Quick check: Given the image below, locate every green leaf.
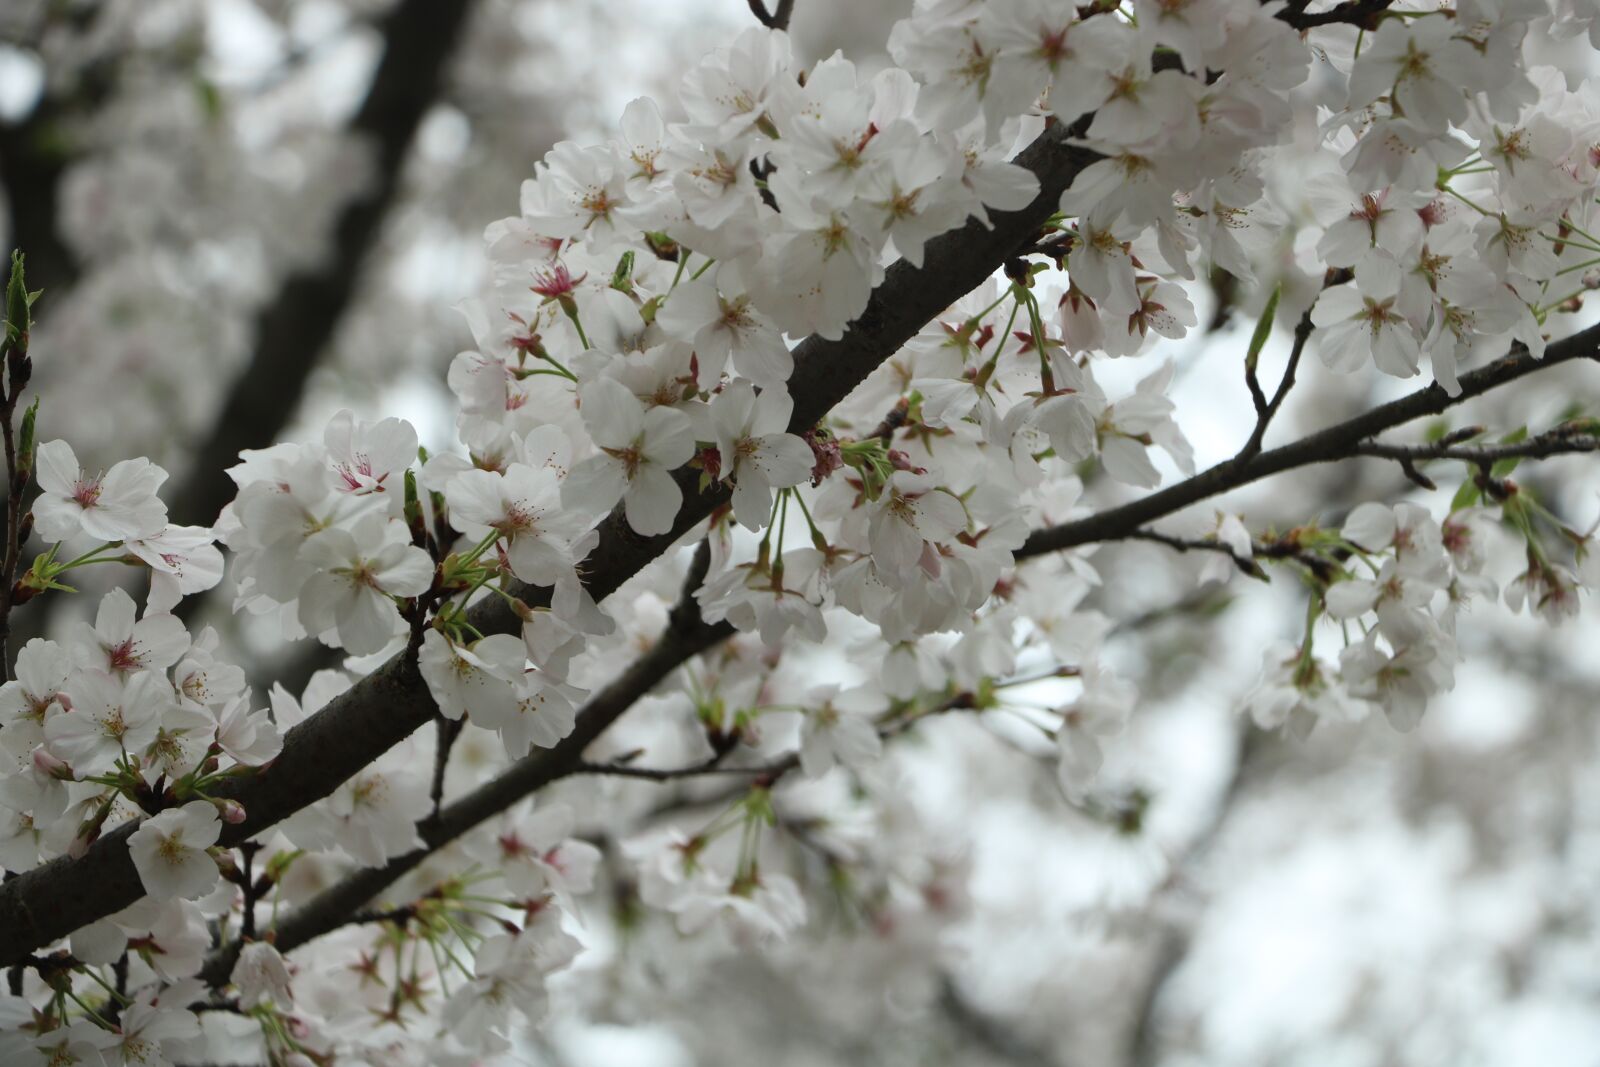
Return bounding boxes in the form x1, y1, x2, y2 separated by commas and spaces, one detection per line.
1449, 478, 1481, 513
610, 250, 635, 293
1245, 281, 1281, 375
1491, 425, 1528, 478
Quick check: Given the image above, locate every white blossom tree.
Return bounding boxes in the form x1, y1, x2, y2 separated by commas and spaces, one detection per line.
1, 0, 1599, 1063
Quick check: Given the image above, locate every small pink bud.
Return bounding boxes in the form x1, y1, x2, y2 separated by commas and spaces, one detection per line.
32, 747, 73, 781
217, 799, 247, 825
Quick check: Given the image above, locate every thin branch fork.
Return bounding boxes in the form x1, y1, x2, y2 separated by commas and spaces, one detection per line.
1237, 307, 1317, 465
1118, 529, 1328, 579
746, 0, 797, 30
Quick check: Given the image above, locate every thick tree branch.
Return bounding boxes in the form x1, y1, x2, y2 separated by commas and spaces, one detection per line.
1276, 0, 1396, 30
167, 0, 478, 528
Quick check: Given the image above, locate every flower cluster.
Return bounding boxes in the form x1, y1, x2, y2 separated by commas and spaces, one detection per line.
5, 0, 1600, 1061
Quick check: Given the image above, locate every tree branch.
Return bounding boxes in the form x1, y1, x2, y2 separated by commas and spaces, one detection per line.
1118, 529, 1333, 579
1353, 425, 1600, 465
167, 0, 479, 528
746, 0, 798, 31
215, 327, 1591, 982
197, 545, 729, 987
572, 755, 765, 780
1236, 307, 1316, 464
1276, 0, 1396, 30
1017, 323, 1600, 562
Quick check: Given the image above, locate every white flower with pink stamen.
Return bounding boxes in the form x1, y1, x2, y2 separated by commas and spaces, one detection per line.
32, 439, 168, 544
323, 409, 418, 496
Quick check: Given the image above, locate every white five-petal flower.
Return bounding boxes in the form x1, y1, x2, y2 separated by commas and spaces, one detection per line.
128, 800, 223, 900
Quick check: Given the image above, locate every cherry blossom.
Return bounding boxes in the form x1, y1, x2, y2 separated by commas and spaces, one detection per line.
2, 1, 1599, 1060
797, 684, 885, 777
124, 525, 225, 612
323, 409, 418, 497
563, 377, 695, 536
708, 381, 817, 530
46, 669, 171, 775
297, 513, 434, 654
127, 800, 222, 900
32, 439, 168, 544
1311, 253, 1423, 380
231, 941, 294, 1008
446, 463, 593, 591
418, 630, 526, 726
70, 589, 188, 677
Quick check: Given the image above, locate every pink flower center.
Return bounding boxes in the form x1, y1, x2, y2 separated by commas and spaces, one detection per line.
72, 477, 103, 509
336, 455, 385, 492
107, 639, 143, 672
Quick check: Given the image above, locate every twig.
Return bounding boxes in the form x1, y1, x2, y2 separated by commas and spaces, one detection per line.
746, 0, 797, 30
1353, 427, 1600, 465
1119, 528, 1337, 580
1236, 307, 1315, 464
429, 714, 466, 818
572, 757, 781, 780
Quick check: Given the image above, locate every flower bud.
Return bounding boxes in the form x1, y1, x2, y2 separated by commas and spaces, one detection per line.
4, 250, 29, 348
403, 468, 427, 547
16, 397, 37, 485
32, 747, 74, 781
